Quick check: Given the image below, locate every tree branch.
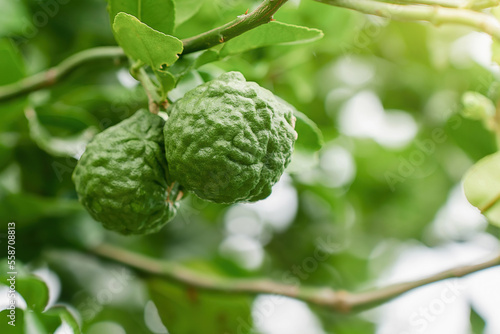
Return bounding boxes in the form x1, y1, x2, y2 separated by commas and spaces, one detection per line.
315, 0, 500, 41
389, 0, 500, 10
91, 242, 500, 313
182, 0, 289, 54
0, 47, 127, 103
0, 0, 289, 103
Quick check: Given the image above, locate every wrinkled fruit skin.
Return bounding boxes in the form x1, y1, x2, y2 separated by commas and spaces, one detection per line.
73, 109, 178, 235
164, 72, 297, 203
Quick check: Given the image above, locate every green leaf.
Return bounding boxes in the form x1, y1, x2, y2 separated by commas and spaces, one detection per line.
17, 276, 50, 313
445, 115, 497, 162
112, 12, 183, 71
464, 151, 500, 227
469, 306, 486, 334
155, 70, 176, 100
0, 39, 26, 132
277, 101, 322, 174
0, 2, 31, 37
175, 0, 205, 27
108, 0, 175, 35
0, 190, 82, 228
194, 50, 220, 68
45, 305, 82, 334
294, 110, 324, 152
461, 91, 496, 122
25, 108, 97, 158
220, 21, 324, 57
147, 278, 253, 333
0, 308, 24, 333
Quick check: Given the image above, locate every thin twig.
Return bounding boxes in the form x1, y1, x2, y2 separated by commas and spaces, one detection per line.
388, 0, 500, 10
0, 0, 289, 103
315, 0, 500, 40
182, 0, 289, 54
91, 243, 500, 313
0, 47, 127, 103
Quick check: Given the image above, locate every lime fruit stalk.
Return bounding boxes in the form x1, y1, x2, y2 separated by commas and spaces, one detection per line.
73, 109, 179, 235
164, 72, 297, 204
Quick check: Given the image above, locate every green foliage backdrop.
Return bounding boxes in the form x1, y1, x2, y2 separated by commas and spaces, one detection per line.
1, 0, 500, 333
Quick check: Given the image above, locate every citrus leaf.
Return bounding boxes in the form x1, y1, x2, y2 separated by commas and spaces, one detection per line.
461, 91, 495, 121
0, 190, 82, 228
175, 0, 205, 27
17, 276, 50, 313
155, 70, 176, 100
0, 308, 24, 333
112, 12, 183, 71
220, 21, 323, 57
45, 305, 81, 334
294, 110, 324, 152
108, 0, 175, 35
0, 1, 31, 37
147, 278, 253, 333
464, 151, 500, 227
0, 39, 26, 132
469, 306, 486, 334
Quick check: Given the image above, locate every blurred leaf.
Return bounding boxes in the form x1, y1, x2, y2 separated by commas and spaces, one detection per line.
175, 0, 206, 27
464, 151, 500, 227
0, 308, 24, 333
286, 149, 319, 174
25, 108, 97, 158
0, 39, 24, 86
461, 91, 495, 122
445, 115, 497, 161
108, 0, 175, 35
112, 13, 183, 71
45, 305, 82, 334
469, 306, 486, 334
220, 21, 323, 57
0, 38, 26, 131
194, 50, 220, 68
284, 104, 323, 173
148, 278, 253, 333
156, 70, 176, 100
17, 276, 50, 313
294, 110, 324, 152
0, 190, 82, 227
0, 1, 30, 37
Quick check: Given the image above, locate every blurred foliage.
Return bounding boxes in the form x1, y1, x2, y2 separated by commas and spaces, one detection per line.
0, 0, 499, 333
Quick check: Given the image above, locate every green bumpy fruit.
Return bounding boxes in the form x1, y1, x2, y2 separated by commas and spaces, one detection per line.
72, 109, 179, 235
164, 71, 297, 203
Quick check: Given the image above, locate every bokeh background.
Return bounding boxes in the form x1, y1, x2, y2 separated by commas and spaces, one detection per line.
1, 0, 500, 333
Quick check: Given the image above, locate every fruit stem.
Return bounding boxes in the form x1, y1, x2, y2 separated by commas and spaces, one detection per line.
130, 61, 162, 114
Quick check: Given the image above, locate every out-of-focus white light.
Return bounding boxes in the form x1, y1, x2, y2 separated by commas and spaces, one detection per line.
224, 206, 263, 238
219, 235, 264, 270
319, 145, 356, 188
373, 235, 500, 334
338, 91, 417, 148
252, 295, 326, 334
87, 322, 127, 334
0, 286, 27, 310
244, 174, 298, 232
117, 69, 138, 88
450, 32, 500, 74
144, 300, 169, 334
429, 184, 487, 241
334, 56, 375, 87
33, 267, 61, 311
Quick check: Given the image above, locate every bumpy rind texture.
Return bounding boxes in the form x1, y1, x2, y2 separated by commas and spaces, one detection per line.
164, 71, 297, 203
72, 109, 178, 235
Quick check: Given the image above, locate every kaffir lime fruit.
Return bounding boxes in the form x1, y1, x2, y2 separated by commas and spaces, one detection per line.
72, 109, 179, 235
164, 71, 297, 204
